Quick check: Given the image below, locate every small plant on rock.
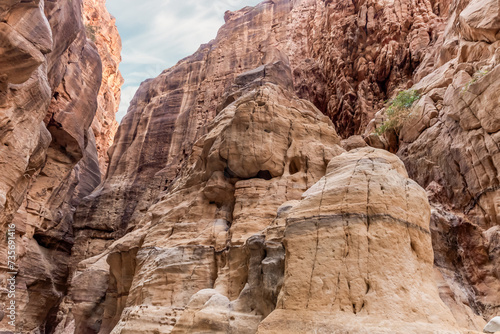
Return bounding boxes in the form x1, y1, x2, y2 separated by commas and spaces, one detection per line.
375, 89, 420, 135
461, 68, 489, 93
85, 24, 97, 43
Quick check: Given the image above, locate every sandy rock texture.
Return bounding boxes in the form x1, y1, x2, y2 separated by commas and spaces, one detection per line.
0, 0, 121, 332
366, 0, 500, 323
59, 0, 496, 333
83, 0, 123, 174
72, 0, 450, 282
56, 56, 344, 333
257, 147, 470, 333
2, 0, 499, 332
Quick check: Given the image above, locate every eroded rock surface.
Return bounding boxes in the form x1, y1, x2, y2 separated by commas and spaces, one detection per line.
258, 147, 471, 333
73, 0, 450, 266
0, 0, 121, 332
1, 0, 499, 332
83, 0, 123, 174
58, 57, 344, 333
365, 0, 500, 321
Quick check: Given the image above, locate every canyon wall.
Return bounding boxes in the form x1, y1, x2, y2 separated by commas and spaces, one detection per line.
0, 0, 121, 332
83, 0, 123, 175
0, 0, 499, 333
368, 0, 500, 322
53, 0, 497, 333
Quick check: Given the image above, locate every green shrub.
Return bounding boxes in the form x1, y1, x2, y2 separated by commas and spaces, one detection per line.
85, 24, 97, 43
461, 69, 489, 93
375, 89, 420, 135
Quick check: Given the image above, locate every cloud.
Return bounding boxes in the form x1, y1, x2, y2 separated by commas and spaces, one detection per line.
106, 0, 263, 121
115, 85, 140, 121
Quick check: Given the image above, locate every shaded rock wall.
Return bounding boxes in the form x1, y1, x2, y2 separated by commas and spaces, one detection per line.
59, 57, 345, 334
83, 0, 123, 175
73, 0, 449, 269
59, 0, 497, 333
0, 0, 121, 332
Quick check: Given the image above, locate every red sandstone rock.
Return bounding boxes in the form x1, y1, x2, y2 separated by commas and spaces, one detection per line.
0, 0, 498, 332
0, 0, 121, 332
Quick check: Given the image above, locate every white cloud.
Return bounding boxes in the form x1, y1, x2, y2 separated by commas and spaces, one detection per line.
106, 0, 263, 121
116, 85, 140, 121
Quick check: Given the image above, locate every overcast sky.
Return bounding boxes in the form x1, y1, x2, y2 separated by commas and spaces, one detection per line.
105, 0, 262, 121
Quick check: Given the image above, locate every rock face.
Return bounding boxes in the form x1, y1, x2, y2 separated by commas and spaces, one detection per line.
258, 147, 465, 333
58, 57, 345, 333
0, 0, 121, 332
72, 0, 450, 276
83, 0, 123, 174
1, 0, 499, 333
366, 0, 500, 322
51, 0, 496, 333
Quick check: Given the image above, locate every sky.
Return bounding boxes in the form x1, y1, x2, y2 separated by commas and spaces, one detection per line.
106, 0, 263, 121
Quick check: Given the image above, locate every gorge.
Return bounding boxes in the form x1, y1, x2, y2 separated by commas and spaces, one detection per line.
0, 0, 499, 333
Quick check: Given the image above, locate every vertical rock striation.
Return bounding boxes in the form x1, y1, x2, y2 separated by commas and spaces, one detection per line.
1, 0, 498, 332
60, 0, 495, 333
60, 56, 345, 334
73, 0, 448, 270
0, 0, 121, 332
83, 0, 123, 175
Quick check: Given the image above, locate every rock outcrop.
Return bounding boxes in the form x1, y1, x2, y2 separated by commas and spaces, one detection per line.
72, 0, 450, 277
367, 0, 500, 322
58, 56, 345, 333
83, 0, 123, 174
53, 0, 496, 333
258, 147, 467, 333
1, 0, 499, 332
0, 0, 121, 332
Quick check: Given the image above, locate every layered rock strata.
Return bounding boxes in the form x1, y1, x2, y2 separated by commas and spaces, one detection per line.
258, 147, 469, 333
1, 0, 499, 332
367, 0, 500, 321
73, 0, 449, 264
57, 58, 345, 333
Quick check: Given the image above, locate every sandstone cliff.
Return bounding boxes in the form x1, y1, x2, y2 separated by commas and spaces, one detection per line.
368, 0, 500, 323
73, 0, 449, 269
1, 0, 499, 333
83, 0, 123, 175
0, 0, 121, 332
51, 0, 494, 332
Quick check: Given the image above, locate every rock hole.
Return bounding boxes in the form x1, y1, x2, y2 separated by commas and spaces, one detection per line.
289, 157, 300, 174
230, 316, 235, 321
53, 92, 59, 100
256, 170, 272, 180
257, 101, 266, 106
224, 167, 237, 178
410, 241, 417, 253
264, 129, 271, 133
